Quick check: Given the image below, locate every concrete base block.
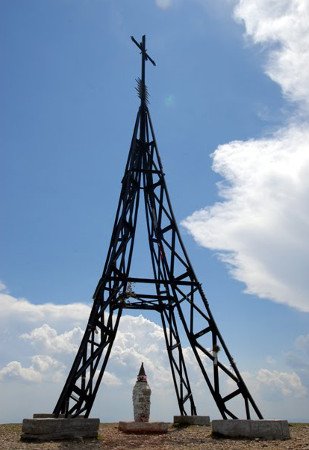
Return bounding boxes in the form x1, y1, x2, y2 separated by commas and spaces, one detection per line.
174, 415, 210, 426
212, 419, 290, 440
21, 417, 100, 441
118, 421, 169, 434
33, 413, 85, 418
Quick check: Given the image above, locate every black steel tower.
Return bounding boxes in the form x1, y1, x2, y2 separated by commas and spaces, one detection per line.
53, 36, 263, 420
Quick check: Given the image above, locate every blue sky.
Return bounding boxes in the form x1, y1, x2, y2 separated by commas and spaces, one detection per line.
1, 0, 309, 423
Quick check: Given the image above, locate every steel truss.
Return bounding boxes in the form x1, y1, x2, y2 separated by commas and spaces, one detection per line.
53, 36, 263, 420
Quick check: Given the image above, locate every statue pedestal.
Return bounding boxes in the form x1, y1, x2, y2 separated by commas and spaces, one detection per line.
119, 421, 169, 434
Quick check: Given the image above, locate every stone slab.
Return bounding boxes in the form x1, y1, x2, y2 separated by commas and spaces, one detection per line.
212, 420, 290, 440
21, 417, 100, 441
118, 421, 169, 434
174, 415, 210, 426
33, 413, 85, 418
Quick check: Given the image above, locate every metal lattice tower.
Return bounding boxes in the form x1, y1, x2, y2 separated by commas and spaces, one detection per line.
53, 35, 263, 420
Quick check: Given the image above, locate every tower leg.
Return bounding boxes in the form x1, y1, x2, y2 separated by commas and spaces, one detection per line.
173, 289, 263, 419
54, 297, 123, 417
160, 306, 197, 415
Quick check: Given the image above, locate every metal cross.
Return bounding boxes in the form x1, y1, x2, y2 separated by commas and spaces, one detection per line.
131, 35, 156, 91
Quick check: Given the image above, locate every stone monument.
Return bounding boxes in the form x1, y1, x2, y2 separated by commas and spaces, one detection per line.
118, 363, 168, 434
133, 363, 151, 422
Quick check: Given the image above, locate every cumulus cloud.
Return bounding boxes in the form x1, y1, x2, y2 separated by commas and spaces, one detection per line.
111, 315, 171, 387
21, 324, 84, 354
255, 368, 307, 398
31, 355, 64, 373
183, 125, 309, 311
0, 361, 42, 383
183, 0, 309, 312
0, 290, 89, 390
0, 291, 179, 421
241, 367, 308, 419
0, 355, 65, 384
0, 291, 90, 326
234, 0, 309, 110
0, 289, 307, 421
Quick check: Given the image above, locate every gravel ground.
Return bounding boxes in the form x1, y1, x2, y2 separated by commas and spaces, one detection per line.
0, 423, 308, 450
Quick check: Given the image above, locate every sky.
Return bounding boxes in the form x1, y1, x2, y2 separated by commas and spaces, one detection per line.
1, 0, 309, 423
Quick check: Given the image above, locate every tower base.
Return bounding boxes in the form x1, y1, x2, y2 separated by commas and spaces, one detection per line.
212, 419, 290, 440
21, 417, 100, 441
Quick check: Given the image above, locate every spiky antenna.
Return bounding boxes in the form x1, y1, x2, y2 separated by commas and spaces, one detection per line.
136, 77, 149, 105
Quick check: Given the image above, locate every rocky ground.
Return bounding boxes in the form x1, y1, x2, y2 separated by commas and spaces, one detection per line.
0, 423, 308, 450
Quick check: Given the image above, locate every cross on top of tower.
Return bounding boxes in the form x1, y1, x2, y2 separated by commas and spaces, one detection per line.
131, 35, 156, 106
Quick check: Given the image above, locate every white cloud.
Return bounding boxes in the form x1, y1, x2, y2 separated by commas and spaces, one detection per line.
295, 334, 309, 354
0, 292, 88, 390
155, 0, 173, 10
234, 0, 309, 110
0, 289, 307, 421
0, 361, 42, 383
21, 324, 84, 354
0, 291, 90, 325
243, 368, 307, 401
31, 354, 63, 373
0, 291, 176, 420
255, 368, 307, 398
0, 356, 65, 384
183, 125, 309, 311
183, 0, 309, 312
239, 368, 308, 421
107, 315, 173, 388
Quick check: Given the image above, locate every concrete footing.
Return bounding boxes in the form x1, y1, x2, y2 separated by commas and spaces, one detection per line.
21, 417, 100, 441
118, 421, 169, 434
212, 420, 290, 440
174, 415, 210, 426
33, 413, 85, 418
